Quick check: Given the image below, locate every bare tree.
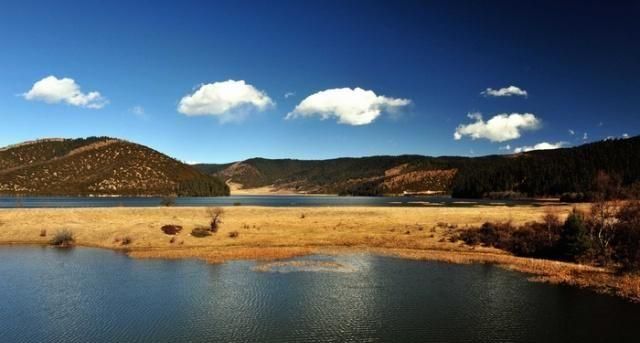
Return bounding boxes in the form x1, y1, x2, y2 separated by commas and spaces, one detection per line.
207, 207, 224, 232
588, 200, 619, 263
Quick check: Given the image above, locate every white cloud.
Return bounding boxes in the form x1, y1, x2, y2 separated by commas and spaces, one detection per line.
583, 132, 588, 140
568, 129, 575, 135
178, 80, 273, 119
622, 133, 630, 139
284, 91, 295, 99
453, 112, 541, 142
23, 75, 108, 109
499, 144, 511, 151
481, 85, 528, 97
514, 141, 567, 153
286, 87, 411, 126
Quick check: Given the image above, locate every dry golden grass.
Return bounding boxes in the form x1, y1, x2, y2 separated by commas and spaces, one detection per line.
1, 203, 638, 301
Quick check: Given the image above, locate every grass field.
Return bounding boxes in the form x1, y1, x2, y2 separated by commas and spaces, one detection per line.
1, 204, 638, 301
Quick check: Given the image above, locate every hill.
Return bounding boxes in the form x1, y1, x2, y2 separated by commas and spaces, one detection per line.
0, 137, 229, 196
196, 136, 640, 198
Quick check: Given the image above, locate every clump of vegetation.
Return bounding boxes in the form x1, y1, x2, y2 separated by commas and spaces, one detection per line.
39, 229, 47, 237
160, 196, 177, 207
191, 227, 212, 238
50, 229, 74, 247
228, 231, 239, 238
161, 224, 183, 235
207, 207, 224, 232
121, 236, 133, 245
300, 213, 306, 219
459, 201, 640, 271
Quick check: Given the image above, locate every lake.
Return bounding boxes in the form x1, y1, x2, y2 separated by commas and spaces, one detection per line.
0, 195, 553, 208
1, 247, 638, 342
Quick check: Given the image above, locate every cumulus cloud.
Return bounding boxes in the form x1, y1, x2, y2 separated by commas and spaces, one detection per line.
622, 133, 630, 139
22, 75, 108, 109
514, 141, 567, 153
178, 80, 273, 120
583, 132, 588, 140
286, 87, 411, 126
499, 144, 511, 151
481, 85, 528, 97
453, 112, 541, 142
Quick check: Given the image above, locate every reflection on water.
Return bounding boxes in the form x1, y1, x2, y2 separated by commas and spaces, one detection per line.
0, 247, 638, 342
0, 195, 556, 208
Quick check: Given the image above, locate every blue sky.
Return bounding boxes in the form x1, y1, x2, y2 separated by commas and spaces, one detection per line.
0, 0, 638, 163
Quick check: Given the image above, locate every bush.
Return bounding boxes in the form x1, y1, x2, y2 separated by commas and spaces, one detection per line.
161, 225, 183, 235
39, 229, 47, 237
191, 227, 212, 238
228, 231, 239, 238
458, 222, 513, 248
121, 236, 133, 245
50, 229, 74, 247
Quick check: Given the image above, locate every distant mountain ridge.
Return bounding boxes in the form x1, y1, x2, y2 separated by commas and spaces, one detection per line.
0, 137, 229, 196
195, 136, 640, 198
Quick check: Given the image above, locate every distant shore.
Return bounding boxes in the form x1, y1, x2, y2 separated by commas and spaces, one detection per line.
0, 205, 638, 302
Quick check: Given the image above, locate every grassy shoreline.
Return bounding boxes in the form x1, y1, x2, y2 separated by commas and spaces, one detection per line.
1, 205, 638, 302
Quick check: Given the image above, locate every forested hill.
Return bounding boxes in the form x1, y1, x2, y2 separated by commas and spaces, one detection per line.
196, 136, 640, 198
0, 137, 229, 196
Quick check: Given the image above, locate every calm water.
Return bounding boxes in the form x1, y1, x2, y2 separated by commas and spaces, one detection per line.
1, 247, 638, 342
0, 195, 551, 208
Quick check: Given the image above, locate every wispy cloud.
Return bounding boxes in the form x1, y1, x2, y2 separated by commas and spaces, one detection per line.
284, 91, 295, 99
454, 112, 540, 142
23, 75, 108, 109
130, 105, 147, 119
286, 87, 410, 126
481, 85, 528, 97
568, 129, 575, 135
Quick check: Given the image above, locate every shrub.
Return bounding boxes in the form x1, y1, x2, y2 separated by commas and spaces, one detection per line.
228, 231, 239, 238
191, 227, 212, 238
50, 229, 74, 247
121, 236, 133, 245
459, 222, 513, 248
161, 225, 183, 235
508, 222, 560, 258
39, 229, 47, 237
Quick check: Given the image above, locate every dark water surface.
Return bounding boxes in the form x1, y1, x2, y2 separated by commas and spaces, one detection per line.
1, 247, 638, 343
0, 195, 553, 208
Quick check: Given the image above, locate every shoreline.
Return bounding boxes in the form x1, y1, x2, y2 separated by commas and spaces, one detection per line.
1, 205, 638, 302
